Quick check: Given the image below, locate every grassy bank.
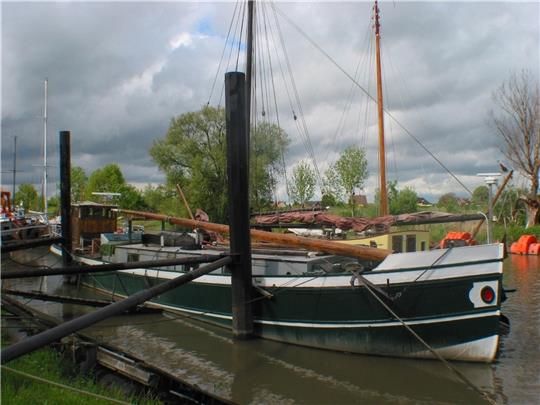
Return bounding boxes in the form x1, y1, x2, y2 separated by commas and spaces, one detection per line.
1, 335, 160, 404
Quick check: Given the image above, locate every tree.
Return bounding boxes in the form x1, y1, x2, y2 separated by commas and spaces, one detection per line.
143, 184, 182, 215
490, 70, 540, 226
323, 167, 344, 204
150, 106, 289, 222
250, 122, 290, 211
71, 166, 88, 202
290, 160, 316, 207
437, 192, 459, 213
332, 146, 368, 215
472, 186, 489, 209
494, 186, 527, 225
47, 195, 60, 216
86, 164, 126, 200
390, 185, 418, 215
14, 184, 39, 210
376, 181, 418, 215
120, 184, 148, 210
85, 164, 145, 209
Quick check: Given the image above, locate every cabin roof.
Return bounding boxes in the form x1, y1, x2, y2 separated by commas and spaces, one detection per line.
72, 201, 117, 208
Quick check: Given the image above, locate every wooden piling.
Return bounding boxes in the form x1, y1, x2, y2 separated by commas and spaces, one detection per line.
225, 71, 253, 339
59, 131, 72, 267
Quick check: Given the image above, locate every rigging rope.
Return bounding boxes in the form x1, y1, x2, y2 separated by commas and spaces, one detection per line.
207, 0, 241, 105
235, 1, 247, 72
270, 2, 324, 191
273, 4, 474, 197
261, 2, 292, 202
357, 281, 497, 405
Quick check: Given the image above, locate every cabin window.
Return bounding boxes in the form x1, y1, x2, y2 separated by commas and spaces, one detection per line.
420, 241, 426, 251
406, 235, 416, 252
392, 235, 403, 253
127, 253, 139, 263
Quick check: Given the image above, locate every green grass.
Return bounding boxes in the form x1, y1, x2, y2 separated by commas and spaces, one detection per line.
1, 338, 160, 405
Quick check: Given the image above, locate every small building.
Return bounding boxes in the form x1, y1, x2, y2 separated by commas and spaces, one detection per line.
352, 194, 368, 207
457, 197, 471, 207
71, 202, 118, 251
417, 197, 433, 207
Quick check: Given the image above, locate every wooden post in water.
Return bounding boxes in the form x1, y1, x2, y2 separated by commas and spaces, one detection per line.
59, 131, 72, 268
225, 71, 253, 339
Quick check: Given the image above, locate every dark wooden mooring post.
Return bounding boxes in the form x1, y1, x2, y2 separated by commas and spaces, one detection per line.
59, 131, 73, 268
225, 71, 253, 339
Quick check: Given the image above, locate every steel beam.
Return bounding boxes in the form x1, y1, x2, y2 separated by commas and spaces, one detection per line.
1, 255, 232, 364
1, 255, 221, 280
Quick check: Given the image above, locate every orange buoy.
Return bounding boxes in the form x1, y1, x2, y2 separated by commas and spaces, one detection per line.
510, 235, 538, 255
528, 243, 540, 255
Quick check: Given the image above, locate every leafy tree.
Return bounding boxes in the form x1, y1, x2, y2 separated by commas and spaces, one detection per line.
437, 192, 459, 213
86, 164, 126, 200
323, 167, 344, 204
332, 146, 368, 215
290, 161, 316, 207
490, 70, 540, 226
494, 186, 527, 225
71, 166, 88, 202
250, 122, 290, 211
86, 164, 145, 209
14, 184, 39, 210
390, 185, 418, 215
375, 181, 418, 215
142, 184, 183, 216
120, 184, 148, 210
150, 106, 289, 222
47, 195, 60, 216
321, 193, 338, 207
472, 185, 489, 209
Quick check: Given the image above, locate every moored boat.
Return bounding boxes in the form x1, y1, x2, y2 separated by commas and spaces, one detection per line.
51, 227, 504, 363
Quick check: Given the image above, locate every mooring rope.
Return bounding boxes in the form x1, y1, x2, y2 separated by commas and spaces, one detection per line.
1, 366, 132, 405
357, 280, 497, 405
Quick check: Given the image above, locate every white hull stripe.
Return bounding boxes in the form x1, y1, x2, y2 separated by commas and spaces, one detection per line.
126, 262, 499, 287
51, 246, 502, 288
137, 297, 500, 329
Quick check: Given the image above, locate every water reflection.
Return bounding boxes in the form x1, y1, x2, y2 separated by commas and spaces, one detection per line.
3, 249, 539, 404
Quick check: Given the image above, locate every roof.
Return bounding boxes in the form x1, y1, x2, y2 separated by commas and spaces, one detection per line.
72, 201, 118, 208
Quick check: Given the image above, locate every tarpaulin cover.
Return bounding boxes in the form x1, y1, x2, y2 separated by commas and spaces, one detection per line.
253, 211, 482, 232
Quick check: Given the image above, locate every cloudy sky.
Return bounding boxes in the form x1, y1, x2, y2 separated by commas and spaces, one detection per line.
1, 0, 539, 204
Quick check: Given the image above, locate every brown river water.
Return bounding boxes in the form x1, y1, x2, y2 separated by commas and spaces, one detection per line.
2, 249, 539, 404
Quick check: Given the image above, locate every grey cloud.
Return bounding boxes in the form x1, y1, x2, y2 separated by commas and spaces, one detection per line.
2, 1, 538, 204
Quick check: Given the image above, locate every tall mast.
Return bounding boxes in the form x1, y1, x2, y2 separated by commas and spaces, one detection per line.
12, 136, 17, 205
246, 0, 254, 141
374, 1, 388, 216
43, 78, 48, 218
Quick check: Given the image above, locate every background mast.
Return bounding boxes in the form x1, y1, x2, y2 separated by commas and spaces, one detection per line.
43, 78, 49, 218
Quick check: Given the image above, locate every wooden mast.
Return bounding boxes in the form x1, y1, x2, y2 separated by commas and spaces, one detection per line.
374, 1, 388, 216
